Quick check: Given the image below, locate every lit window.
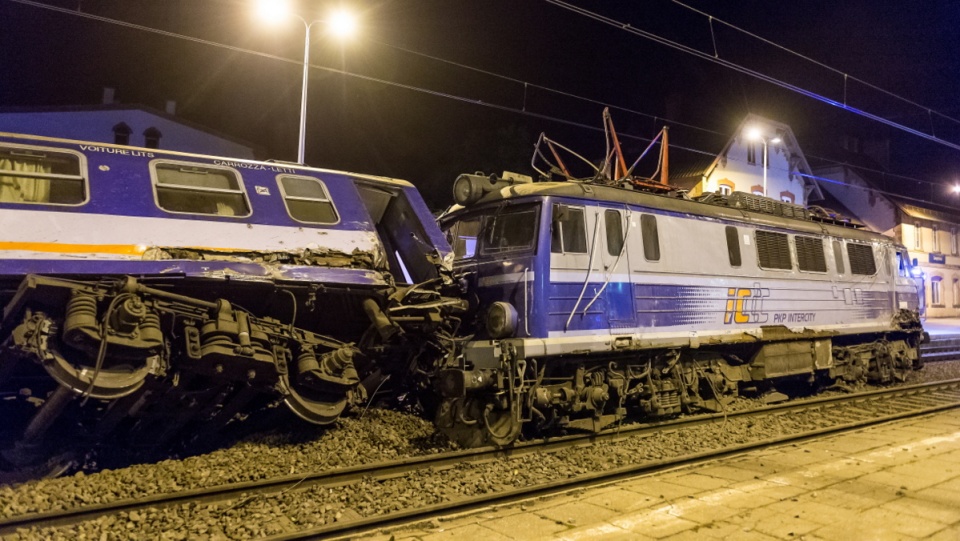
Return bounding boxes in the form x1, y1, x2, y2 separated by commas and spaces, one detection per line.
931, 277, 942, 306
0, 144, 86, 205
277, 175, 338, 224
152, 161, 250, 217
718, 184, 732, 196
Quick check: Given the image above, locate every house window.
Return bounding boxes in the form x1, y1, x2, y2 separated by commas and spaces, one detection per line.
780, 191, 795, 204
725, 226, 741, 267
143, 127, 162, 149
931, 276, 942, 306
751, 185, 764, 196
551, 205, 587, 254
914, 222, 922, 250
718, 184, 732, 196
277, 175, 338, 224
952, 227, 958, 256
152, 161, 251, 217
113, 122, 132, 145
747, 143, 757, 165
953, 278, 960, 308
0, 144, 87, 205
933, 224, 941, 252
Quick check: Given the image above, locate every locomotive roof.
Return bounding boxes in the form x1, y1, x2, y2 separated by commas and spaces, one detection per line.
450, 181, 899, 246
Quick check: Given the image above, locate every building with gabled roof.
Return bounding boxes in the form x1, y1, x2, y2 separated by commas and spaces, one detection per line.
670, 113, 823, 206
814, 150, 960, 318
0, 90, 258, 159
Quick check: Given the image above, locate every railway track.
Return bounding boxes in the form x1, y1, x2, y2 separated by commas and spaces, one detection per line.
922, 334, 960, 362
4, 378, 960, 540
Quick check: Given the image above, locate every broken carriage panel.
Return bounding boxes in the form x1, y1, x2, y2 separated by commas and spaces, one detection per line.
0, 132, 456, 463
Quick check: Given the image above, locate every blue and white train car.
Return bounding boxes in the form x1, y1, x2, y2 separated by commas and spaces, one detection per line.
0, 132, 459, 460
435, 175, 926, 446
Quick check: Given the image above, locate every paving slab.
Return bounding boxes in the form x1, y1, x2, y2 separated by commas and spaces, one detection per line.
370, 410, 960, 541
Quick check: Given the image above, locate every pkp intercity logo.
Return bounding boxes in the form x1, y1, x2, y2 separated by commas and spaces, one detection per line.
723, 283, 770, 324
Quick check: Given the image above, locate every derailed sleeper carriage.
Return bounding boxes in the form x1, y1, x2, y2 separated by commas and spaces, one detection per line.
0, 132, 464, 464
436, 174, 927, 447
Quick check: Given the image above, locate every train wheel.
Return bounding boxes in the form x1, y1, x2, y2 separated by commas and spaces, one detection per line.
435, 397, 521, 448
279, 373, 349, 425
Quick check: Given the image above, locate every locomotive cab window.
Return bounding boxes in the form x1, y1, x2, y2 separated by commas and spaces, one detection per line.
483, 204, 539, 255
551, 204, 587, 254
277, 175, 338, 224
756, 230, 792, 270
0, 144, 86, 205
444, 216, 481, 259
795, 235, 827, 272
847, 243, 877, 275
152, 161, 250, 217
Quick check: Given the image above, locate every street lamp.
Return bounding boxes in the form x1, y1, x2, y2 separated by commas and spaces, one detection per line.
745, 126, 782, 197
255, 0, 357, 164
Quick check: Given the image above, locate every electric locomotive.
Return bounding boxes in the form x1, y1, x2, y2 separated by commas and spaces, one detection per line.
435, 173, 926, 447
0, 132, 463, 464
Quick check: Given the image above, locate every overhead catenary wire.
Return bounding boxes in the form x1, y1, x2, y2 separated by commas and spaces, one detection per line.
543, 0, 960, 154
6, 0, 959, 211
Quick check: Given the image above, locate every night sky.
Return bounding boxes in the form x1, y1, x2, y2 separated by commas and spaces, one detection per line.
2, 0, 960, 209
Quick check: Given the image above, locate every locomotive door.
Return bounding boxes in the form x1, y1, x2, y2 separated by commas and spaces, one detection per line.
598, 206, 636, 329
550, 202, 604, 332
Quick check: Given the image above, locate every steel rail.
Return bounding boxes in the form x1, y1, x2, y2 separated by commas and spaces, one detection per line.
3, 379, 960, 537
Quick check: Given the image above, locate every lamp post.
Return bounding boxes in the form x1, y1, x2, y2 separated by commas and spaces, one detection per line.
745, 126, 782, 197
255, 1, 357, 164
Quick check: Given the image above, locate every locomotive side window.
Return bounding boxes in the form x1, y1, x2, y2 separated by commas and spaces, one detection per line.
445, 216, 481, 259
484, 205, 539, 254
833, 240, 846, 274
847, 243, 877, 275
551, 204, 587, 254
725, 226, 741, 267
277, 175, 339, 224
605, 210, 624, 256
755, 230, 792, 270
0, 145, 86, 205
152, 161, 251, 217
795, 235, 827, 272
640, 214, 660, 261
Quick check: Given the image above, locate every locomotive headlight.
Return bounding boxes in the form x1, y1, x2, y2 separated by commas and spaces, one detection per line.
486, 301, 518, 339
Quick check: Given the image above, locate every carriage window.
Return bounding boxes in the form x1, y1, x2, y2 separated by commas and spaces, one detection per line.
153, 161, 250, 217
445, 216, 481, 259
605, 210, 624, 256
725, 226, 741, 267
756, 230, 792, 270
277, 175, 338, 224
484, 206, 539, 254
795, 235, 827, 272
0, 145, 86, 205
641, 214, 660, 261
551, 204, 587, 254
847, 243, 877, 275
833, 240, 845, 274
